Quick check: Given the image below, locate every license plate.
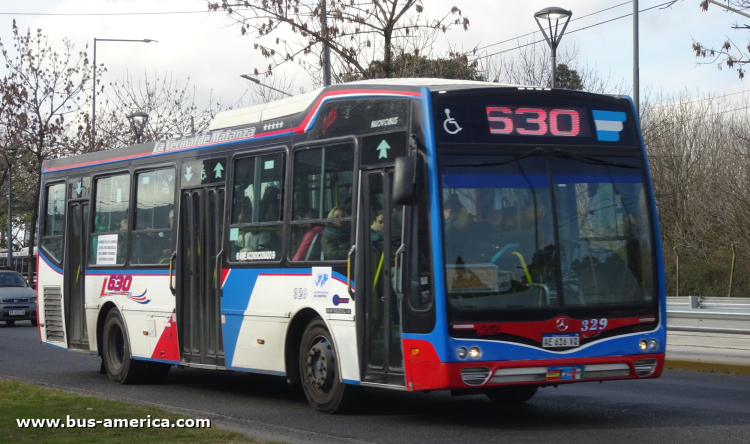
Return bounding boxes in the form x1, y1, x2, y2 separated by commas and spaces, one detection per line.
542, 333, 579, 348
8, 309, 25, 316
547, 365, 585, 381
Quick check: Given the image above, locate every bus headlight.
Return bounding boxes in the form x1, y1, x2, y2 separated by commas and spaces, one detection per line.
469, 347, 481, 359
456, 347, 468, 359
639, 340, 648, 351
649, 339, 659, 351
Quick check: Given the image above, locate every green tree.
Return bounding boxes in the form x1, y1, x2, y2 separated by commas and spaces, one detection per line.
555, 63, 583, 90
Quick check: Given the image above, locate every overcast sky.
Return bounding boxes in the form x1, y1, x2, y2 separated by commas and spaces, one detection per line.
1, 0, 748, 110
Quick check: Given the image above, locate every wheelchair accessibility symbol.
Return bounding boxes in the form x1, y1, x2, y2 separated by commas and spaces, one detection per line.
443, 108, 462, 135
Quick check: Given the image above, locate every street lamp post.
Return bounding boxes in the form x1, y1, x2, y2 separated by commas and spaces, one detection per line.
92, 38, 157, 149
534, 7, 573, 89
2, 148, 17, 267
240, 75, 292, 97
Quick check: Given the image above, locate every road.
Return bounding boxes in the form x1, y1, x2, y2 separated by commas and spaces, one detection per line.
2, 322, 750, 444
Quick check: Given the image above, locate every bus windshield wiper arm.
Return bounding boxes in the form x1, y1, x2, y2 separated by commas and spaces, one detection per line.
445, 147, 543, 168
552, 149, 639, 169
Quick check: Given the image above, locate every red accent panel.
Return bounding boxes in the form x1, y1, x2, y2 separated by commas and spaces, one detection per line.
221, 269, 230, 288
452, 316, 653, 343
151, 316, 180, 362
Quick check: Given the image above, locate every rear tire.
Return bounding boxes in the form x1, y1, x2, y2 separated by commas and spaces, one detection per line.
299, 318, 357, 414
102, 309, 145, 384
5, 320, 15, 326
485, 385, 538, 404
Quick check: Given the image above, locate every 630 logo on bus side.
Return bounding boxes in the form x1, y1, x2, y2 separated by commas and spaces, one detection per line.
99, 274, 151, 304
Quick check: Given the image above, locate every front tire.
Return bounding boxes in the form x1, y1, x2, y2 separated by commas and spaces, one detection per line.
485, 385, 538, 404
102, 309, 145, 384
299, 318, 356, 414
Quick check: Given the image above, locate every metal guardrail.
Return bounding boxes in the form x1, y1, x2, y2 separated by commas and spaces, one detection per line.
667, 296, 750, 335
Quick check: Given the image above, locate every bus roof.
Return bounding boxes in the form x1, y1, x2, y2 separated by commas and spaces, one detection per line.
44, 79, 603, 174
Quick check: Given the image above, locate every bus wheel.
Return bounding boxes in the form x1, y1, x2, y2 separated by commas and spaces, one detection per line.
299, 319, 355, 414
484, 385, 538, 404
102, 309, 145, 384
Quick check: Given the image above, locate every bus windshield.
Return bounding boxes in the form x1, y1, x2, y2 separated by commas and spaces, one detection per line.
440, 153, 655, 312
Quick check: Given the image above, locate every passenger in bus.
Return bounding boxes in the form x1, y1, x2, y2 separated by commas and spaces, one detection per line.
239, 187, 281, 255
442, 195, 478, 264
292, 208, 324, 261
321, 206, 350, 260
370, 211, 384, 243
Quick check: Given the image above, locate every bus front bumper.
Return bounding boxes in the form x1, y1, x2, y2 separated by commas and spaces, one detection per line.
405, 352, 665, 391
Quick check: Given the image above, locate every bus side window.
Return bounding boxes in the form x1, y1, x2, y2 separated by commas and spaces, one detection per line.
41, 182, 66, 263
289, 143, 354, 262
89, 174, 131, 266
130, 168, 175, 265
229, 152, 285, 263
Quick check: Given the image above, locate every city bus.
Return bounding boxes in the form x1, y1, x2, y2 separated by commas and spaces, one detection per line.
35, 79, 665, 413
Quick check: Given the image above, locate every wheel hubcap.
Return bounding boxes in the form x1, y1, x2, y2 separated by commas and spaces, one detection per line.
305, 336, 335, 395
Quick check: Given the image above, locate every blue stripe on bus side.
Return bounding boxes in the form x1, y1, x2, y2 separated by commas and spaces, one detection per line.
42, 341, 67, 351
38, 251, 63, 275
131, 356, 180, 365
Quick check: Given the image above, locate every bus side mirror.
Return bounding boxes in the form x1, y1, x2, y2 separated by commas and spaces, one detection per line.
393, 156, 421, 206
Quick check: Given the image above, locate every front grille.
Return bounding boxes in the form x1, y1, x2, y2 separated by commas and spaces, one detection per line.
634, 359, 658, 377
43, 287, 64, 342
461, 367, 492, 386
2, 298, 29, 303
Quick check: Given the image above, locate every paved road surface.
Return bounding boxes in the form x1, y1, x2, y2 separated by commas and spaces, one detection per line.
2, 323, 750, 444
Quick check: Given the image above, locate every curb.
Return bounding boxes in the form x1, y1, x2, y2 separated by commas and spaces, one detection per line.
665, 359, 750, 376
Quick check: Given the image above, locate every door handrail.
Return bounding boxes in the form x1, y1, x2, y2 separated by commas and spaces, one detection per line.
168, 251, 177, 296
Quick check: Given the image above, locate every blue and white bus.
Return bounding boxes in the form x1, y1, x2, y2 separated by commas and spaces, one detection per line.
36, 79, 665, 412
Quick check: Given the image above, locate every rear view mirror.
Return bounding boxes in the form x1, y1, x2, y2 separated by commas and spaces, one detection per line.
393, 156, 422, 206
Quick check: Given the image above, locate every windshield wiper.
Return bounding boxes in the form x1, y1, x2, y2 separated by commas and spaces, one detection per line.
445, 147, 544, 168
552, 149, 639, 169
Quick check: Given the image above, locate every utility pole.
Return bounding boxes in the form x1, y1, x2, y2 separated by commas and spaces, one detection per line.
321, 0, 331, 86
633, 0, 640, 119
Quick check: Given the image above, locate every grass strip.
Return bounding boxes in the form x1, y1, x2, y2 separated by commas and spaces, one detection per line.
0, 379, 261, 443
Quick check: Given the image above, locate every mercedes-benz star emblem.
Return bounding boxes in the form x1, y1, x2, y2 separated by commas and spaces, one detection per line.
556, 317, 569, 332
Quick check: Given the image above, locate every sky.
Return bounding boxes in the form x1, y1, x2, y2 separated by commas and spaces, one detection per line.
0, 0, 748, 111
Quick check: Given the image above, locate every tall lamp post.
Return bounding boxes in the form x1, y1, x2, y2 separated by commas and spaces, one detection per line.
240, 75, 292, 97
2, 148, 17, 267
92, 38, 157, 149
534, 7, 573, 89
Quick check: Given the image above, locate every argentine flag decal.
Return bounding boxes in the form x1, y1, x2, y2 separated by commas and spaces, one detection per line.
592, 110, 627, 142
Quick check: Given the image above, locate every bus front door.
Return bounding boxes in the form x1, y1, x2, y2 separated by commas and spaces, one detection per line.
358, 169, 405, 385
64, 201, 89, 351
176, 186, 225, 367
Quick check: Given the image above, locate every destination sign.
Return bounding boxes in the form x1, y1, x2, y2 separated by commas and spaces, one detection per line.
434, 94, 638, 147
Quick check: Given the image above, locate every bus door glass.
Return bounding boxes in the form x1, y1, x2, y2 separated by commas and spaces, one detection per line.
361, 169, 404, 382
65, 176, 91, 350
176, 158, 227, 367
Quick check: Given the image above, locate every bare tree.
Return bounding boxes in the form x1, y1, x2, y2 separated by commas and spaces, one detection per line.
0, 20, 93, 281
694, 0, 750, 79
95, 71, 241, 148
207, 0, 471, 83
